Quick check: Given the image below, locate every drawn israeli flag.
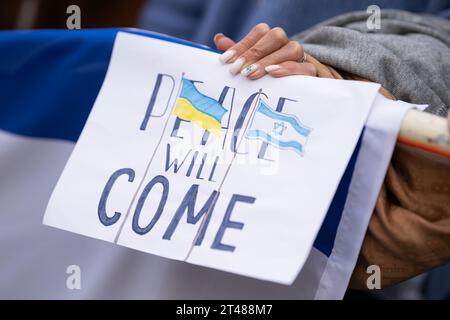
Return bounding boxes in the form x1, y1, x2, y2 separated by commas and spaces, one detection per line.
245, 100, 312, 155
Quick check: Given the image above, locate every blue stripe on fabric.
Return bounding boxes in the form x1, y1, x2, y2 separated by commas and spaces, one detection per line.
0, 29, 219, 142
246, 129, 304, 154
313, 132, 364, 257
180, 79, 227, 122
257, 100, 311, 137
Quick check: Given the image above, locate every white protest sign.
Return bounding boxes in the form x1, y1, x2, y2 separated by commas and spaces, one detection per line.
44, 31, 380, 284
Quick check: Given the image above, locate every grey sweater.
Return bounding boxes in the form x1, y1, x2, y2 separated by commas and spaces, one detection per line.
293, 10, 450, 117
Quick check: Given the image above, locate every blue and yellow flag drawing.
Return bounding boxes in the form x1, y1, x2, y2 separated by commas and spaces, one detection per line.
173, 79, 227, 136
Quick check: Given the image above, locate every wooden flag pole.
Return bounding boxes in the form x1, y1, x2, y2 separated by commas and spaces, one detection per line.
397, 110, 450, 159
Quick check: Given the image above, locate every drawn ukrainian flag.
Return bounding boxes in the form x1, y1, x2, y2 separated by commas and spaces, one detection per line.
246, 100, 312, 155
173, 79, 227, 136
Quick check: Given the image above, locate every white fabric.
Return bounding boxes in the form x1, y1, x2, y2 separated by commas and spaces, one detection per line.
315, 96, 417, 299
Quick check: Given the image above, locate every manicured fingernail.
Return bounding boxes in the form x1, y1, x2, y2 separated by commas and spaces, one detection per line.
229, 57, 245, 75
265, 65, 281, 72
214, 33, 224, 42
241, 64, 259, 76
219, 49, 235, 63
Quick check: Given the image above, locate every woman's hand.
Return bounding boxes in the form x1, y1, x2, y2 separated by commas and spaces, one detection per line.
214, 23, 317, 80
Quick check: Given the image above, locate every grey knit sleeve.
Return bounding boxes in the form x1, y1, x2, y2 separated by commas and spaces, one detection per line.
292, 9, 450, 117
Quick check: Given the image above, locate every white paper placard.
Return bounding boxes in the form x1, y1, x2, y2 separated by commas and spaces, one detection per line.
44, 31, 380, 284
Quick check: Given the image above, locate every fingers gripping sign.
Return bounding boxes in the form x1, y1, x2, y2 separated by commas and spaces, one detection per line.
215, 24, 317, 79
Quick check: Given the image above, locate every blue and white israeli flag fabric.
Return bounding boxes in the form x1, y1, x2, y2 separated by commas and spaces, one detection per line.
0, 29, 411, 299
246, 100, 312, 156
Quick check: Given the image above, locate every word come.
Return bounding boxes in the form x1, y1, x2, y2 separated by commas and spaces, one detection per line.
98, 168, 255, 252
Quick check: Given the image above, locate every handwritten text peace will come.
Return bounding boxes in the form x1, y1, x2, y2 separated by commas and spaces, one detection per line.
98, 73, 300, 252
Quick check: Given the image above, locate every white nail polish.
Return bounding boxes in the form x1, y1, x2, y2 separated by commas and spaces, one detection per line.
219, 49, 235, 63
229, 57, 245, 75
241, 64, 258, 76
265, 65, 281, 72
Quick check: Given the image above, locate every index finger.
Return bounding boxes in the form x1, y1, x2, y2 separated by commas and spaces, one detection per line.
219, 23, 270, 63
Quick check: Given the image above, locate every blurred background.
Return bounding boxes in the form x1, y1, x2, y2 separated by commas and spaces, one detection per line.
0, 0, 144, 30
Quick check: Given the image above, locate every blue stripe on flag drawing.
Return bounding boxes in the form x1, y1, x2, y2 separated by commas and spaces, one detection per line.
257, 100, 311, 137
246, 100, 312, 155
246, 130, 305, 154
179, 79, 227, 122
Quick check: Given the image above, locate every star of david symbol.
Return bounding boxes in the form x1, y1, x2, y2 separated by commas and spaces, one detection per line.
272, 121, 287, 136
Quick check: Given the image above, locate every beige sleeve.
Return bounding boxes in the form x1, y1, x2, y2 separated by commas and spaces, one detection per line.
349, 145, 450, 289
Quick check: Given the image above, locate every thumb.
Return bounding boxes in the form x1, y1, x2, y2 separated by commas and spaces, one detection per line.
213, 33, 236, 52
